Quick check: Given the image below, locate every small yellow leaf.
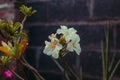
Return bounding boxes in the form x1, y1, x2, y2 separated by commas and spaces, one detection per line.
0, 47, 14, 59
18, 39, 28, 59
21, 39, 28, 54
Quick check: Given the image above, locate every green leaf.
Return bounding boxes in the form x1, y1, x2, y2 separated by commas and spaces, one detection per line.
15, 32, 28, 39
13, 22, 21, 32
0, 19, 6, 29
14, 44, 22, 59
1, 56, 10, 64
3, 21, 14, 34
32, 10, 37, 14
8, 20, 13, 28
20, 5, 37, 16
20, 5, 26, 15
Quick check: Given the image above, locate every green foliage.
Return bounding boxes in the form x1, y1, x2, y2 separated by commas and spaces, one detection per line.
14, 32, 28, 40
13, 44, 22, 59
0, 20, 28, 41
13, 22, 21, 32
0, 20, 21, 35
20, 5, 37, 16
0, 4, 43, 80
0, 5, 37, 41
1, 56, 10, 64
0, 19, 6, 29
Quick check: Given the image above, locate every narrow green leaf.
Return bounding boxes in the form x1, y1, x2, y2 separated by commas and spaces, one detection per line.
13, 22, 21, 32
32, 10, 37, 14
15, 32, 28, 39
14, 44, 22, 59
20, 5, 37, 16
1, 56, 10, 64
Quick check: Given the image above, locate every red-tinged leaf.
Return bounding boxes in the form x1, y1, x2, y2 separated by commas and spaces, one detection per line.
21, 39, 28, 56
0, 47, 14, 59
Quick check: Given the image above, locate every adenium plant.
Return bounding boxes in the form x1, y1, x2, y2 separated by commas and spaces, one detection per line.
0, 5, 44, 80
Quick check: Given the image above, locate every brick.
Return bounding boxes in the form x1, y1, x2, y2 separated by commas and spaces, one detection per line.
47, 0, 88, 21
94, 0, 120, 19
25, 0, 89, 22
74, 25, 105, 46
28, 24, 117, 48
26, 2, 47, 22
116, 25, 120, 48
28, 26, 58, 46
25, 48, 36, 67
81, 51, 102, 76
38, 50, 61, 70
25, 48, 76, 79
28, 25, 105, 46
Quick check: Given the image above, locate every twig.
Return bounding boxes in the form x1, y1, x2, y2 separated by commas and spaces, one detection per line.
11, 70, 24, 80
60, 57, 80, 80
51, 58, 70, 80
101, 41, 106, 80
109, 60, 120, 80
20, 56, 44, 80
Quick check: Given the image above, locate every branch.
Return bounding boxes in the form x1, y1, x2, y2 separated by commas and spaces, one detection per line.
20, 56, 45, 80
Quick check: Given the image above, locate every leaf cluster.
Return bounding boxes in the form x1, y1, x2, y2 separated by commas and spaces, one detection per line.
20, 5, 37, 16
0, 4, 36, 67
0, 19, 28, 41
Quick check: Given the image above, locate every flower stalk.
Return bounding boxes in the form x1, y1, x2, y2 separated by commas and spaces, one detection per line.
43, 25, 81, 80
20, 57, 44, 80
51, 58, 70, 80
60, 57, 80, 80
101, 22, 120, 80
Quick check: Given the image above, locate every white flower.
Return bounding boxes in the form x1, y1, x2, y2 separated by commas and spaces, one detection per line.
48, 33, 56, 40
66, 34, 81, 55
43, 38, 62, 59
57, 25, 77, 41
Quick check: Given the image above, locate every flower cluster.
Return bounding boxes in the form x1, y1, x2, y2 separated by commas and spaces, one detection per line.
43, 26, 81, 59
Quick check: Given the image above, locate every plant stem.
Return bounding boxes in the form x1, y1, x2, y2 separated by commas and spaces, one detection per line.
20, 56, 44, 80
20, 16, 27, 33
51, 58, 70, 80
60, 57, 80, 80
101, 41, 106, 80
17, 15, 27, 43
108, 54, 115, 72
105, 26, 109, 80
80, 67, 82, 80
11, 70, 24, 80
109, 60, 120, 80
51, 58, 64, 72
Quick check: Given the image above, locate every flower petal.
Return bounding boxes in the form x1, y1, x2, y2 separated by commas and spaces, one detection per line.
74, 44, 81, 55
19, 39, 28, 58
21, 39, 28, 54
52, 51, 59, 59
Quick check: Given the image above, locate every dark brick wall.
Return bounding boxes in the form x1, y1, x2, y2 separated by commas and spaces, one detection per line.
16, 0, 120, 80
94, 0, 120, 19
25, 0, 120, 22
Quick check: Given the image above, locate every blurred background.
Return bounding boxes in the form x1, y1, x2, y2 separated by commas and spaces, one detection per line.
1, 0, 120, 80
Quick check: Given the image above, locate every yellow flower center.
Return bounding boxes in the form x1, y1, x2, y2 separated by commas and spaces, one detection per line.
51, 43, 56, 50
65, 31, 69, 36
51, 40, 58, 50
